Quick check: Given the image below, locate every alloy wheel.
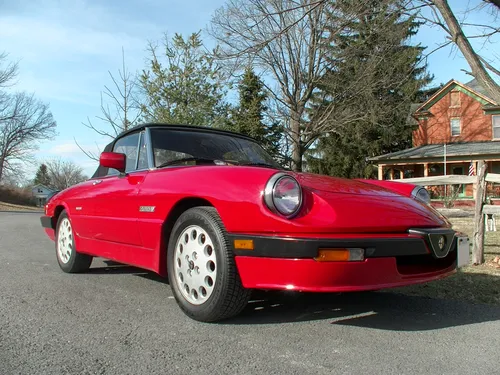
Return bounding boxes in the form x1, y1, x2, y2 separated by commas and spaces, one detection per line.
57, 218, 73, 264
174, 225, 217, 305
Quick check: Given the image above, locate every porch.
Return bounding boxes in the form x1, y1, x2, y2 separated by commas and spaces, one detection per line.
368, 142, 500, 202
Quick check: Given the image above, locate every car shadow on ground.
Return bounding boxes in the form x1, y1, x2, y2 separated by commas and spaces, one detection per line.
223, 279, 500, 330
85, 260, 500, 331
87, 260, 169, 285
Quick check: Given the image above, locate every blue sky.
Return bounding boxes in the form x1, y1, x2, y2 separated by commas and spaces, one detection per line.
1, 0, 499, 179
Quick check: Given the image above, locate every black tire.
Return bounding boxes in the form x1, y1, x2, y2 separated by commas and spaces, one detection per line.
55, 210, 93, 273
167, 207, 250, 322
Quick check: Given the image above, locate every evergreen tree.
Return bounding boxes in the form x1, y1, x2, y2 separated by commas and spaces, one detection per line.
139, 31, 229, 127
306, 0, 433, 178
34, 164, 51, 187
230, 67, 283, 160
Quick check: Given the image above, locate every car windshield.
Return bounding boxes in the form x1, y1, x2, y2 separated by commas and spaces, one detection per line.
150, 128, 282, 169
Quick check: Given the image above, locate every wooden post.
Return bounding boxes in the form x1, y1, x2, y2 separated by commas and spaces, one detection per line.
472, 160, 487, 265
424, 163, 429, 177
378, 165, 383, 180
389, 168, 394, 180
400, 169, 404, 179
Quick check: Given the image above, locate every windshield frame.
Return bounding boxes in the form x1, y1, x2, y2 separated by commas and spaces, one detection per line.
145, 125, 282, 170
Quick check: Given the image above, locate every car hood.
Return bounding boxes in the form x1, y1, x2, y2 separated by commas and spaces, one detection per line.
289, 172, 449, 231
295, 172, 401, 197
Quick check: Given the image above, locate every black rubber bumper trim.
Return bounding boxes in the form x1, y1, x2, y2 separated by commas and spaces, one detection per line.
227, 234, 431, 259
40, 215, 54, 229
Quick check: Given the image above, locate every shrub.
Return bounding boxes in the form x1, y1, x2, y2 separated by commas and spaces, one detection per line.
0, 185, 37, 206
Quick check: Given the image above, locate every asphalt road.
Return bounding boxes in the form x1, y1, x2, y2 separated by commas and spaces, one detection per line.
1, 212, 499, 375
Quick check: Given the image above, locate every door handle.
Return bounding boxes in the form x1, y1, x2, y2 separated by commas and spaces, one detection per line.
92, 180, 103, 185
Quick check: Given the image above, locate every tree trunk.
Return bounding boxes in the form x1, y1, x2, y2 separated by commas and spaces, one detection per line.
290, 110, 302, 172
0, 156, 4, 183
432, 0, 500, 104
472, 160, 487, 265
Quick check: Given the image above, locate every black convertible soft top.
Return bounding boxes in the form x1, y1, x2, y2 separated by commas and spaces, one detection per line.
91, 123, 257, 178
118, 123, 254, 142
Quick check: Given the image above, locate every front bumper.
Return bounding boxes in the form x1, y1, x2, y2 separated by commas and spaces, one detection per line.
235, 255, 456, 292
40, 215, 56, 241
228, 229, 460, 292
40, 215, 53, 229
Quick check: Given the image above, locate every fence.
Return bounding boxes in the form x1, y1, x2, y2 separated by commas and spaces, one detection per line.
392, 161, 492, 265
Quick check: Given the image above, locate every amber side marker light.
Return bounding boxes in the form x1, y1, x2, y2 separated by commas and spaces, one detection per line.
314, 248, 365, 262
234, 239, 254, 250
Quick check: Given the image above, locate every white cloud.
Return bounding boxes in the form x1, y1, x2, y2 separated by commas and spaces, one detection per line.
32, 139, 105, 179
0, 1, 162, 105
50, 143, 85, 155
43, 139, 108, 156
0, 16, 147, 62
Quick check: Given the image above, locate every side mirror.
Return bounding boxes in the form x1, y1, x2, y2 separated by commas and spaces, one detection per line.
100, 152, 126, 173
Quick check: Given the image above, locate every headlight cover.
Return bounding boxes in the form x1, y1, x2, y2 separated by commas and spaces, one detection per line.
411, 186, 431, 205
264, 173, 302, 218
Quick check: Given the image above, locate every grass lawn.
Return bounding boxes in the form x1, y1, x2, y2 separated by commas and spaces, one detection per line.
0, 201, 43, 212
389, 216, 500, 305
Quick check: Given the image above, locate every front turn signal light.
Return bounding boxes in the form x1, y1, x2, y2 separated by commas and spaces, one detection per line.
314, 248, 365, 262
234, 239, 254, 250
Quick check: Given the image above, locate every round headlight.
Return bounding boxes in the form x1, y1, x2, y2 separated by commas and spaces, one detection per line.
264, 173, 302, 218
411, 186, 430, 205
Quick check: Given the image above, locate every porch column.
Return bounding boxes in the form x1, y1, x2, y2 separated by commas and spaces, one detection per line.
399, 168, 404, 179
424, 163, 429, 177
389, 168, 394, 180
472, 160, 477, 199
378, 164, 384, 180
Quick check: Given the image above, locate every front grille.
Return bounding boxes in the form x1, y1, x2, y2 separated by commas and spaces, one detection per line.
396, 248, 457, 275
408, 228, 455, 259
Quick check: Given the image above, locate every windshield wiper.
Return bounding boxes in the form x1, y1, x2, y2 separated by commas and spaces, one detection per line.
157, 157, 216, 168
238, 162, 278, 169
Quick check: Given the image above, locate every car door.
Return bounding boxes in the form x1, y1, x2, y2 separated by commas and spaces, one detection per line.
89, 130, 149, 247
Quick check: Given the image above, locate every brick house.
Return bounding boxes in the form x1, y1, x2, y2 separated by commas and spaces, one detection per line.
369, 79, 500, 199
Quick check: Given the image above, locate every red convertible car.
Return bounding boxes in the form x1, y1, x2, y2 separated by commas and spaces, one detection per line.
41, 123, 470, 322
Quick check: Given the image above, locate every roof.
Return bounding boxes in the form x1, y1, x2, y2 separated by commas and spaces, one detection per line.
465, 78, 490, 97
368, 141, 500, 164
117, 123, 255, 142
414, 79, 498, 116
406, 103, 422, 126
32, 184, 55, 191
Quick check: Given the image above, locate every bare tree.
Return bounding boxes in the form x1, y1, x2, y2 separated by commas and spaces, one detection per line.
210, 0, 338, 171
210, 0, 500, 110
45, 158, 88, 190
413, 0, 500, 103
0, 52, 18, 89
0, 92, 57, 183
77, 48, 142, 160
0, 52, 19, 126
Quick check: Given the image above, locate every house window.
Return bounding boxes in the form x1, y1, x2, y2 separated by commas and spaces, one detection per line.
450, 118, 461, 136
493, 115, 500, 139
450, 91, 460, 107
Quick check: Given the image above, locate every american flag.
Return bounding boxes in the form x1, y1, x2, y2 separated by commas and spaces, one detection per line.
468, 161, 475, 176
